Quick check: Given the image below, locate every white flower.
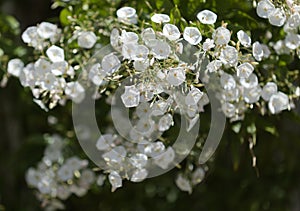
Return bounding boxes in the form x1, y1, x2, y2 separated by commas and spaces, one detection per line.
110, 28, 120, 49
153, 146, 175, 169
166, 67, 186, 86
287, 13, 300, 29
34, 58, 51, 78
131, 168, 148, 182
186, 104, 199, 118
206, 60, 222, 73
122, 43, 136, 60
138, 83, 155, 102
252, 41, 264, 61
101, 53, 121, 74
116, 7, 137, 24
243, 85, 261, 104
268, 8, 286, 27
261, 44, 270, 58
222, 87, 240, 102
46, 45, 65, 63
213, 27, 231, 45
273, 40, 290, 55
197, 10, 217, 24
22, 26, 38, 44
96, 134, 115, 151
79, 169, 95, 188
285, 33, 300, 50
220, 73, 236, 90
158, 114, 173, 131
51, 61, 74, 76
221, 102, 236, 118
132, 45, 149, 61
65, 156, 87, 171
57, 185, 71, 200
130, 153, 148, 169
120, 30, 139, 44
26, 168, 42, 187
50, 28, 61, 44
151, 100, 169, 116
37, 22, 57, 39
183, 27, 202, 45
262, 82, 278, 101
237, 30, 251, 47
236, 62, 254, 78
203, 38, 215, 51
121, 85, 140, 108
185, 87, 203, 105
108, 171, 122, 192
136, 118, 155, 136
88, 63, 106, 86
57, 165, 74, 181
65, 81, 85, 103
37, 175, 55, 194
256, 0, 275, 19
191, 167, 205, 185
175, 174, 192, 194
7, 58, 24, 77
219, 46, 238, 67
152, 40, 171, 59
141, 28, 156, 43
41, 73, 57, 90
144, 142, 165, 157
103, 146, 126, 165
78, 31, 97, 49
19, 63, 35, 87
43, 144, 62, 162
268, 92, 289, 114
136, 102, 151, 118
239, 73, 258, 89
134, 59, 149, 71
163, 24, 181, 41
151, 14, 170, 24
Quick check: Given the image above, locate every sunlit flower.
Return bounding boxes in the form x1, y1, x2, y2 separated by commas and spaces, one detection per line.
151, 13, 170, 24
268, 92, 289, 114
78, 31, 97, 49
7, 58, 24, 77
197, 10, 217, 24
163, 24, 181, 41
237, 30, 251, 47
46, 45, 65, 63
213, 27, 231, 45
183, 27, 202, 45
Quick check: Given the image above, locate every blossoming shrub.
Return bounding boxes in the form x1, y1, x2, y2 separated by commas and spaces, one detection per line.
1, 0, 300, 210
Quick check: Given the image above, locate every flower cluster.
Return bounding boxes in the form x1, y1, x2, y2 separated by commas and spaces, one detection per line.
88, 21, 211, 192
25, 135, 105, 210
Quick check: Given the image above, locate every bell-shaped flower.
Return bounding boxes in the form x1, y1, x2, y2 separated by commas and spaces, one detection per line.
197, 10, 217, 24
183, 27, 202, 45
151, 14, 170, 24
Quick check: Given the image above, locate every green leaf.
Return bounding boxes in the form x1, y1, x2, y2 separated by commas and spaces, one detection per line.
247, 123, 256, 134
265, 126, 278, 136
155, 0, 164, 10
60, 8, 72, 26
172, 0, 180, 6
170, 6, 181, 25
